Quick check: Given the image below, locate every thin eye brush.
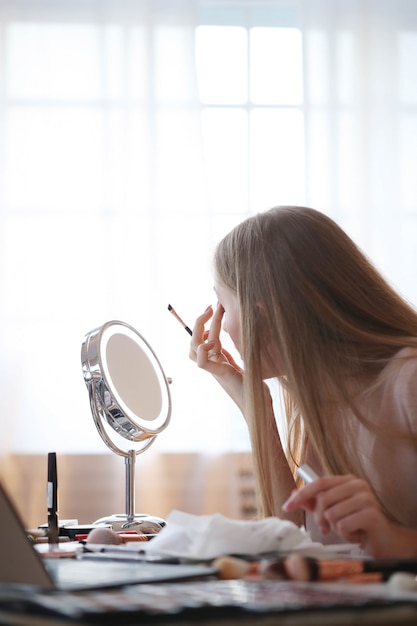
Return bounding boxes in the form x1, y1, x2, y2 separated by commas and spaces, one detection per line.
168, 304, 193, 336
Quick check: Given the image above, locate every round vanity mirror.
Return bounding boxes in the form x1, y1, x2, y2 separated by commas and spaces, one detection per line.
81, 320, 172, 529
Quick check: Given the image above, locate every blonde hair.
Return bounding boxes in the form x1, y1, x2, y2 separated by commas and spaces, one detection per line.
214, 206, 417, 518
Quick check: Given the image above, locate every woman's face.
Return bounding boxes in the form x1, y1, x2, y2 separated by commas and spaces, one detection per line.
214, 278, 242, 356
214, 277, 284, 377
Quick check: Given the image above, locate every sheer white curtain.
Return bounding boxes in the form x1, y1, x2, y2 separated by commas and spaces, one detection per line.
1, 0, 417, 461
303, 0, 417, 298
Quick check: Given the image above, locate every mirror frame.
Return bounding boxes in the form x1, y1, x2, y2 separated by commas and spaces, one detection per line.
81, 320, 172, 457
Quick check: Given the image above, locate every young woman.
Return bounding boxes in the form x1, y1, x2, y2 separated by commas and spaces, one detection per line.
189, 206, 417, 558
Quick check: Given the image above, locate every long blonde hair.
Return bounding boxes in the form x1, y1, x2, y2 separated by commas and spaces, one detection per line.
214, 206, 417, 518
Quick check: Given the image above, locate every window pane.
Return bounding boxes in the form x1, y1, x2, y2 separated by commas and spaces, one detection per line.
400, 219, 417, 297
337, 111, 360, 213
196, 26, 247, 104
7, 23, 102, 100
5, 109, 105, 211
202, 108, 248, 213
128, 26, 148, 101
155, 26, 196, 102
336, 31, 355, 105
155, 109, 207, 212
104, 25, 125, 100
307, 111, 331, 208
399, 32, 417, 104
250, 27, 302, 105
305, 30, 330, 105
399, 114, 417, 213
3, 215, 109, 320
124, 109, 152, 212
250, 109, 304, 207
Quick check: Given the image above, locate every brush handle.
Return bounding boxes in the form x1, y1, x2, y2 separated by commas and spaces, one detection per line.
297, 464, 319, 483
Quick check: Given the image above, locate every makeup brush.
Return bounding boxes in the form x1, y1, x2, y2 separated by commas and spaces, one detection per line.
168, 304, 193, 336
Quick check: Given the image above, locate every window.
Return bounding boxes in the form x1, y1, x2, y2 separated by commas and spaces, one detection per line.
196, 6, 304, 221
0, 2, 304, 453
1, 0, 417, 455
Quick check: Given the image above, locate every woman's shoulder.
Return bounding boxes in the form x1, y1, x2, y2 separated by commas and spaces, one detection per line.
381, 346, 417, 415
395, 345, 417, 358
388, 346, 417, 374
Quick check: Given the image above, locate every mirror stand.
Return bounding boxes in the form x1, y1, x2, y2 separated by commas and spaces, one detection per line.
81, 321, 172, 532
93, 451, 165, 530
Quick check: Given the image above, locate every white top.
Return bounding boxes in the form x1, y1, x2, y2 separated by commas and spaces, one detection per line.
305, 346, 417, 543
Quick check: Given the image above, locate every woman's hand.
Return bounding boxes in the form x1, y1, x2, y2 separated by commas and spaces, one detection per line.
282, 474, 417, 557
189, 304, 245, 411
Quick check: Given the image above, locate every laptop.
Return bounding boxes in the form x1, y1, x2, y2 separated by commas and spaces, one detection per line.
0, 482, 217, 591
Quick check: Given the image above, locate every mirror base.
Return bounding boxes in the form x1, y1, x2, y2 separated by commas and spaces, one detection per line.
93, 512, 166, 532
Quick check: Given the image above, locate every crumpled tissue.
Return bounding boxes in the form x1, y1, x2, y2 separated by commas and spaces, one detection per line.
145, 510, 336, 560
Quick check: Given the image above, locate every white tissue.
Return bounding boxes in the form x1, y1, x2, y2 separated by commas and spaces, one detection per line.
145, 510, 334, 560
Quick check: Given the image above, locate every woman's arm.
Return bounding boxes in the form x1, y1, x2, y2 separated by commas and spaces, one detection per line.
189, 304, 301, 524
